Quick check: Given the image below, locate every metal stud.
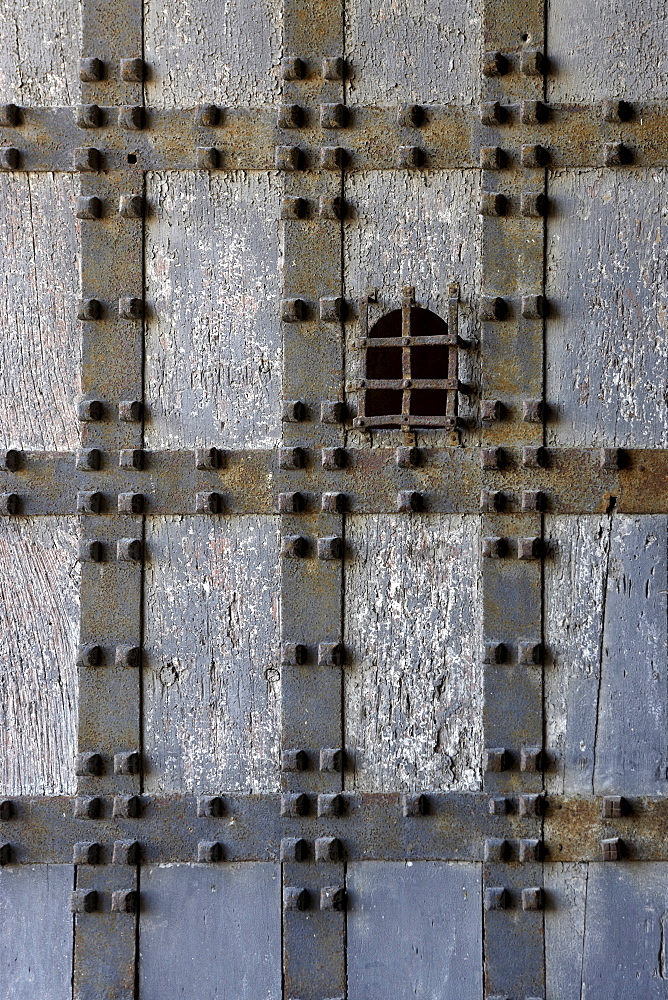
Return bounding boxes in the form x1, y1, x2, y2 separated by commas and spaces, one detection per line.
118, 105, 143, 130
0, 147, 20, 170
284, 887, 308, 910
197, 796, 224, 818
488, 796, 509, 816
79, 57, 104, 81
194, 447, 219, 470
281, 838, 308, 861
320, 146, 346, 169
77, 298, 102, 320
281, 298, 306, 322
484, 887, 507, 910
73, 147, 100, 171
483, 642, 507, 664
320, 748, 343, 772
395, 446, 421, 468
76, 448, 101, 471
517, 536, 543, 560
114, 751, 140, 775
281, 535, 307, 558
194, 104, 218, 126
78, 643, 102, 667
521, 143, 548, 167
397, 490, 422, 513
281, 793, 309, 817
322, 447, 346, 470
75, 752, 103, 776
78, 540, 103, 563
522, 887, 543, 910
320, 296, 343, 321
520, 100, 548, 124
0, 493, 19, 515
315, 837, 342, 862
521, 191, 547, 217
278, 491, 306, 514
119, 449, 143, 470
402, 793, 426, 817
319, 195, 342, 219
480, 101, 506, 127
281, 197, 307, 220
73, 841, 100, 864
519, 838, 542, 862
113, 795, 141, 818
520, 746, 544, 772
318, 642, 343, 666
281, 57, 305, 80
322, 492, 347, 513
119, 193, 144, 219
601, 837, 624, 861
600, 447, 625, 471
118, 492, 144, 514
522, 446, 547, 469
320, 886, 346, 911
482, 536, 507, 558
318, 793, 343, 818
119, 297, 143, 320
481, 447, 505, 470
195, 492, 220, 514
320, 401, 347, 424
115, 645, 141, 668
0, 104, 19, 127
281, 400, 306, 422
0, 801, 14, 821
117, 538, 143, 561
77, 490, 103, 514
71, 890, 98, 913
522, 489, 545, 512
604, 142, 631, 166
518, 640, 543, 664
480, 146, 505, 169
119, 400, 143, 422
484, 748, 509, 772
484, 838, 508, 862
481, 399, 503, 422
73, 796, 101, 819
195, 146, 219, 169
197, 842, 222, 863
603, 99, 632, 123
78, 399, 103, 421
111, 889, 139, 912
318, 536, 343, 559
278, 104, 304, 129
519, 793, 544, 817
322, 56, 344, 80
282, 749, 308, 772
480, 191, 506, 217
520, 50, 545, 76
480, 490, 504, 512
112, 840, 141, 864
320, 103, 348, 128
120, 57, 145, 82
75, 196, 102, 220
480, 296, 507, 321
397, 145, 422, 168
281, 642, 307, 665
275, 145, 302, 171
481, 52, 507, 76
602, 795, 628, 819
397, 104, 424, 127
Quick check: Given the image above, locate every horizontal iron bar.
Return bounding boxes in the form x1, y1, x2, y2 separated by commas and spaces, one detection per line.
0, 448, 665, 515
2, 104, 668, 171
1, 793, 666, 863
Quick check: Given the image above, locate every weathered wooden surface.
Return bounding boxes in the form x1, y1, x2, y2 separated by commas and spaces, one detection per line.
545, 862, 668, 999
545, 515, 668, 797
145, 171, 282, 449
344, 170, 481, 445
140, 863, 281, 1000
548, 0, 668, 102
347, 861, 482, 1000
0, 864, 74, 1000
0, 174, 81, 452
344, 515, 482, 792
0, 0, 81, 106
144, 0, 282, 107
345, 0, 482, 105
546, 169, 668, 448
143, 515, 281, 793
0, 518, 79, 796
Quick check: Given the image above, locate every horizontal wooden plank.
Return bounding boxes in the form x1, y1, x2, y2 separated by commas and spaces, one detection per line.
344, 515, 482, 792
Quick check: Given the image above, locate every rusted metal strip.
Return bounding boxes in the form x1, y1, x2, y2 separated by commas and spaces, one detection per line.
0, 448, 664, 515
4, 793, 668, 864
2, 104, 668, 171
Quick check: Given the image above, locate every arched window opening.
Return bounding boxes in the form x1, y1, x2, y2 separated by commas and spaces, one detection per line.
354, 285, 465, 430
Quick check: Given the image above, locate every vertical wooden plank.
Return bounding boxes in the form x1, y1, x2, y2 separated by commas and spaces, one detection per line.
545, 514, 668, 797
0, 865, 74, 1000
0, 0, 82, 106
544, 863, 588, 1000
344, 514, 483, 792
0, 174, 81, 451
345, 0, 483, 105
347, 861, 482, 1000
0, 518, 79, 796
145, 171, 283, 449
144, 0, 282, 107
546, 169, 668, 448
143, 515, 281, 793
140, 863, 282, 1000
547, 0, 668, 101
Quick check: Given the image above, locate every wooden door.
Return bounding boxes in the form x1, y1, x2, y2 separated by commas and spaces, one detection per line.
1, 0, 667, 997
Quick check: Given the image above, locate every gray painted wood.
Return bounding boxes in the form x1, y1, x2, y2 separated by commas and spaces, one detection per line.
546, 169, 668, 448
144, 0, 282, 107
545, 515, 668, 796
347, 861, 482, 1000
545, 863, 668, 1000
143, 515, 281, 793
140, 862, 281, 1000
344, 515, 483, 792
0, 1, 81, 106
0, 518, 79, 796
346, 0, 482, 105
0, 864, 74, 1000
548, 0, 668, 102
344, 170, 481, 446
0, 174, 81, 451
145, 171, 282, 449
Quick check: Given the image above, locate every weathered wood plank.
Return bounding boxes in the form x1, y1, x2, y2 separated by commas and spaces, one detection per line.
144, 0, 282, 107
139, 863, 281, 1000
347, 861, 482, 1000
143, 515, 281, 793
344, 515, 482, 792
546, 863, 668, 999
0, 518, 79, 796
548, 0, 668, 102
145, 171, 282, 449
0, 0, 81, 106
345, 0, 482, 105
546, 169, 668, 448
344, 170, 481, 444
0, 174, 81, 451
545, 515, 668, 796
0, 865, 74, 1000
